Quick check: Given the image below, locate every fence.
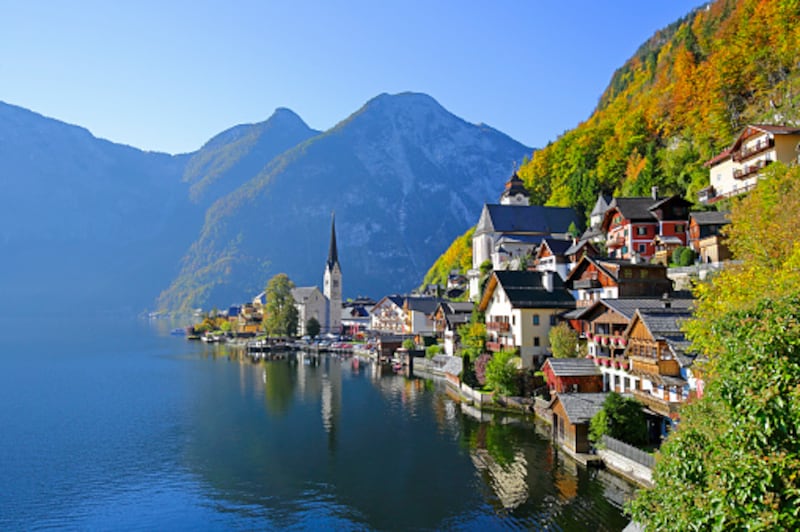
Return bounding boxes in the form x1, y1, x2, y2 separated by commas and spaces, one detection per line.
601, 435, 655, 469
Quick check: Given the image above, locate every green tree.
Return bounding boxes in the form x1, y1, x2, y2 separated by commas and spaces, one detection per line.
549, 322, 581, 358
628, 164, 800, 530
425, 344, 442, 359
589, 392, 648, 446
484, 349, 519, 396
305, 316, 321, 338
263, 273, 299, 337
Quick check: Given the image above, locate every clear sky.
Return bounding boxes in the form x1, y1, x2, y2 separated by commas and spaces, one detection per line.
1, 0, 703, 154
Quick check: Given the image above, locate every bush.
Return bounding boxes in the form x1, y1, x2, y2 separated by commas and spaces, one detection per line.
484, 350, 520, 396
589, 392, 648, 446
402, 339, 415, 350
461, 353, 478, 387
474, 354, 492, 386
425, 344, 442, 359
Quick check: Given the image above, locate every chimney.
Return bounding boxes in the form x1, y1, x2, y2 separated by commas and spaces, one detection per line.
651, 186, 658, 200
542, 270, 554, 292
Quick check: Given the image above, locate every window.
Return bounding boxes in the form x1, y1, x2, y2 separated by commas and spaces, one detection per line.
675, 224, 685, 233
636, 226, 647, 236
533, 337, 540, 347
638, 244, 646, 253
550, 315, 557, 326
512, 315, 516, 326
532, 314, 540, 325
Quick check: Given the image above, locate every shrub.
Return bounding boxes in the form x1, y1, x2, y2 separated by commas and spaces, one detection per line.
474, 354, 492, 386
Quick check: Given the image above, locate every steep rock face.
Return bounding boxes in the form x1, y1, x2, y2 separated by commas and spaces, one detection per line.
158, 93, 532, 311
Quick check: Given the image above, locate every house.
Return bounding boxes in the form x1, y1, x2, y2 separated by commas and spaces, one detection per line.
292, 286, 327, 336
601, 192, 692, 261
534, 238, 574, 280
699, 124, 800, 204
341, 299, 373, 338
549, 393, 608, 454
564, 256, 673, 309
431, 301, 474, 356
625, 308, 698, 435
688, 211, 731, 264
571, 297, 694, 393
370, 296, 406, 334
369, 295, 441, 336
541, 358, 603, 394
651, 235, 684, 266
478, 270, 575, 368
468, 172, 581, 299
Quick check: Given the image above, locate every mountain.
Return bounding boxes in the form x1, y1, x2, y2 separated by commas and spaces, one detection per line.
517, 0, 800, 216
182, 108, 320, 205
424, 0, 800, 286
0, 101, 197, 316
157, 92, 532, 312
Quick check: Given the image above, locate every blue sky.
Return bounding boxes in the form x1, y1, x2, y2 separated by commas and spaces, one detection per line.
1, 1, 703, 154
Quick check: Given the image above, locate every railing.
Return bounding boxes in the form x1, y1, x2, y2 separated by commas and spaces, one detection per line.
733, 158, 772, 180
601, 435, 655, 469
486, 321, 510, 332
632, 389, 680, 417
573, 278, 601, 290
732, 136, 774, 162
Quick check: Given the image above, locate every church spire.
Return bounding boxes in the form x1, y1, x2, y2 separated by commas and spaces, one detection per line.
327, 212, 339, 270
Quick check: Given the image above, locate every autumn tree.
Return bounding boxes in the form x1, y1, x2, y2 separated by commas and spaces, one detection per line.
263, 273, 299, 337
549, 322, 582, 358
628, 164, 800, 529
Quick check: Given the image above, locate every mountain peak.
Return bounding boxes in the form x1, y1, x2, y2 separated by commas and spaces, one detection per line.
266, 107, 309, 128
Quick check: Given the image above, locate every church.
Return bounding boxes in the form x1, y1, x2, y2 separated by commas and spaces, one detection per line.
292, 213, 342, 336
468, 172, 582, 300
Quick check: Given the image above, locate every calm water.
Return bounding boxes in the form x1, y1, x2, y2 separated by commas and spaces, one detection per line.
0, 318, 634, 530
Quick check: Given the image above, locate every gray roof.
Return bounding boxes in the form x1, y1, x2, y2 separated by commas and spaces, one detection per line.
553, 393, 609, 424
590, 193, 613, 217
690, 211, 731, 225
291, 286, 322, 301
492, 270, 575, 309
540, 237, 573, 256
545, 358, 601, 377
607, 197, 659, 222
600, 297, 694, 321
476, 204, 581, 236
405, 296, 442, 314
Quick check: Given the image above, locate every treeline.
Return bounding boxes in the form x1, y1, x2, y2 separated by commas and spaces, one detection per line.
520, 0, 800, 218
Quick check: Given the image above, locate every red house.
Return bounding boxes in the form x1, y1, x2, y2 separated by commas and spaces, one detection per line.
542, 358, 603, 394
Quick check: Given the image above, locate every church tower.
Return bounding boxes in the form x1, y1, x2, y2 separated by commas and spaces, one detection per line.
323, 212, 342, 333
499, 172, 530, 206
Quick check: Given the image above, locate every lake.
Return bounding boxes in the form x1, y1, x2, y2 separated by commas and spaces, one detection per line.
0, 318, 634, 530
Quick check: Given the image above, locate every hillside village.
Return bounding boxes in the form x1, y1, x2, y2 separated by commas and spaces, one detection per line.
193, 122, 800, 486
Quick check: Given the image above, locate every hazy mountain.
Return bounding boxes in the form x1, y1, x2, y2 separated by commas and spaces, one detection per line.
157, 92, 532, 312
0, 101, 198, 316
182, 108, 320, 205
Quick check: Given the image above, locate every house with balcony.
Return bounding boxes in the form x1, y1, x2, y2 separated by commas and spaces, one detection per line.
688, 211, 731, 263
564, 256, 673, 310
624, 307, 699, 435
431, 301, 474, 356
601, 192, 692, 261
369, 295, 441, 337
478, 270, 575, 368
533, 238, 574, 280
699, 124, 800, 204
572, 297, 694, 394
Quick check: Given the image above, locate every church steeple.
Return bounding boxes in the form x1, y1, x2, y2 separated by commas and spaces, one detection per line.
327, 212, 339, 271
499, 171, 530, 205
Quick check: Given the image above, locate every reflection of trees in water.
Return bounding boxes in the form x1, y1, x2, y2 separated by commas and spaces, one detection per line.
263, 360, 297, 416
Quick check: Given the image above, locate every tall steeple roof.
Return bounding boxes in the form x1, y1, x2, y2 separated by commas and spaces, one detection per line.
499, 172, 530, 205
327, 212, 339, 270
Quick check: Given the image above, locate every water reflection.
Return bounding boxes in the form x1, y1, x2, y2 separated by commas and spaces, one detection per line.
182, 350, 634, 530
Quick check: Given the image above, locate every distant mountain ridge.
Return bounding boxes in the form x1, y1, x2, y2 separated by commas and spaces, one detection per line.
157, 92, 532, 312
0, 93, 532, 315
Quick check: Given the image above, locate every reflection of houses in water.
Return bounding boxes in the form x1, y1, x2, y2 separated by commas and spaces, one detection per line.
470, 449, 530, 510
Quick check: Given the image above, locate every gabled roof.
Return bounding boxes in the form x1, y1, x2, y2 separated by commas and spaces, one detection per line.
539, 237, 573, 256
590, 192, 613, 218
731, 124, 800, 151
648, 195, 693, 213
690, 211, 731, 226
625, 308, 694, 364
404, 296, 442, 314
291, 286, 323, 301
550, 393, 608, 424
599, 297, 693, 321
564, 256, 669, 289
371, 295, 405, 313
544, 358, 602, 377
564, 239, 597, 257
479, 270, 575, 311
475, 204, 581, 236
604, 197, 659, 224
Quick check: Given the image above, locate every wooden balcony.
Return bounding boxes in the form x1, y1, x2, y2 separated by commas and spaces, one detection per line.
486, 341, 502, 352
486, 321, 510, 332
573, 278, 601, 290
733, 158, 772, 180
732, 137, 773, 162
632, 389, 681, 418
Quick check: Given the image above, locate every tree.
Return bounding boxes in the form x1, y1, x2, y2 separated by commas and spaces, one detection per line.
549, 322, 581, 358
484, 349, 519, 396
589, 392, 648, 446
628, 164, 800, 529
305, 316, 321, 338
263, 273, 299, 337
